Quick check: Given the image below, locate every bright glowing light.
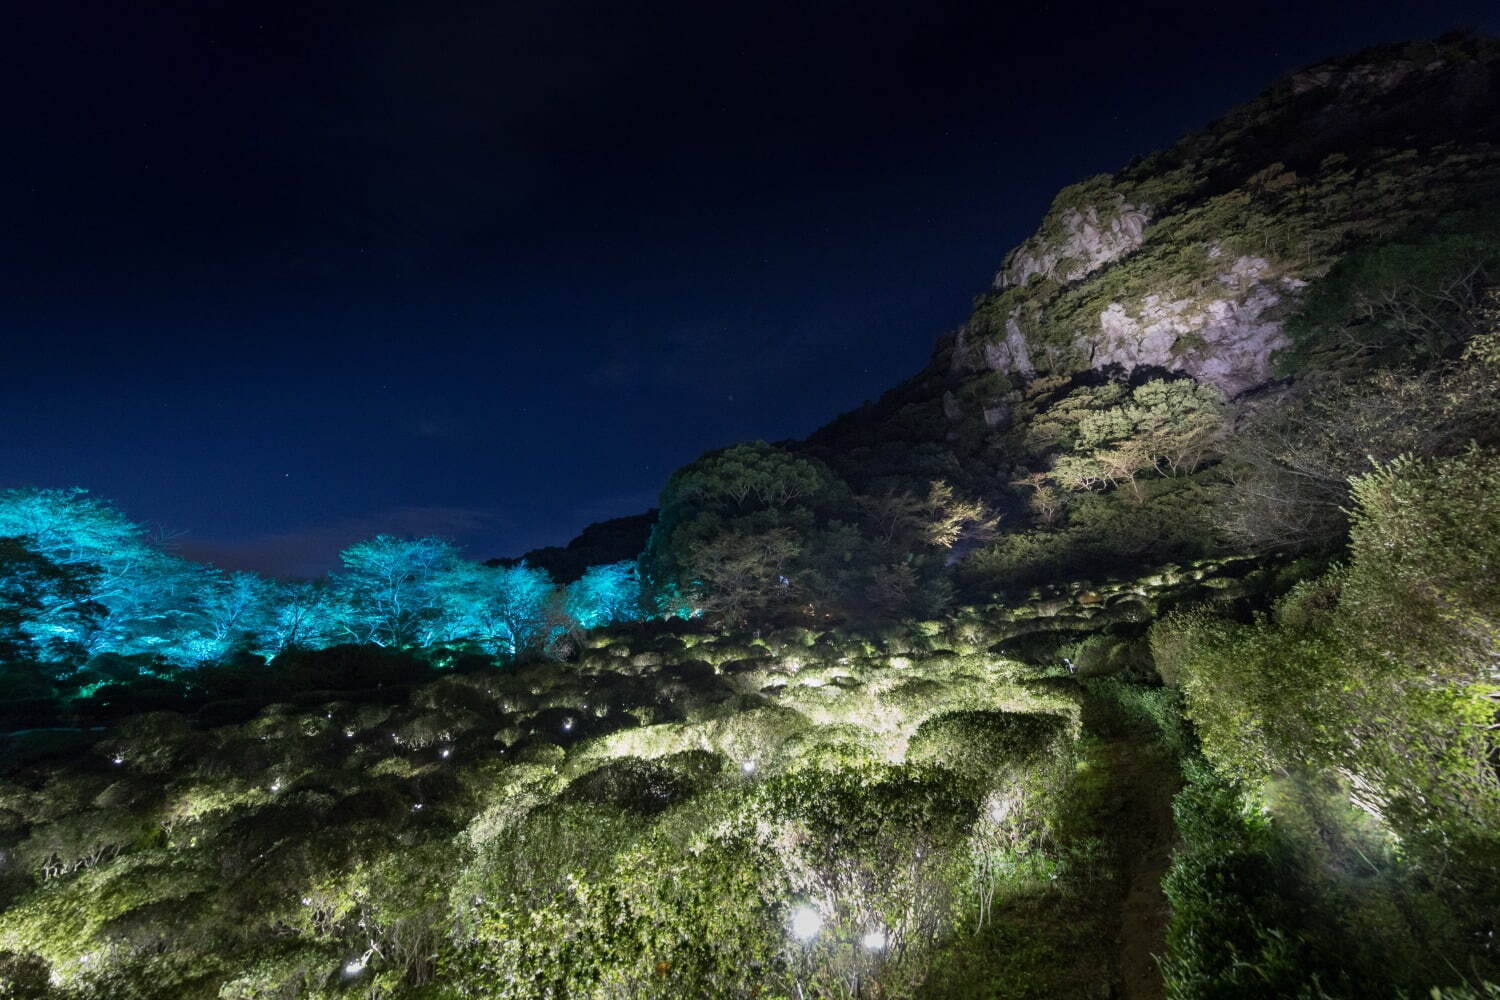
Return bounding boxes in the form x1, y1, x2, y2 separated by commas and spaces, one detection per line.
269, 781, 281, 793
111, 755, 123, 765
412, 802, 424, 811
861, 929, 888, 951
343, 959, 365, 977
439, 747, 451, 759
789, 904, 822, 941
301, 896, 312, 906
562, 719, 574, 732
741, 759, 757, 775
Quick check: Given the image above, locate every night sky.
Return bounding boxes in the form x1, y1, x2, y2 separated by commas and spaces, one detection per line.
4, 1, 1495, 578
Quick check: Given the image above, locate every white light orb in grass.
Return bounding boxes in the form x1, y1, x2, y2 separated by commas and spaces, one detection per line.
861, 929, 887, 951
741, 759, 757, 775
789, 904, 822, 941
439, 747, 451, 759
988, 793, 1016, 823
343, 958, 364, 977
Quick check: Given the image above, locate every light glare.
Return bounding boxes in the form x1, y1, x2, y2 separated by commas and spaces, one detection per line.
789, 904, 821, 941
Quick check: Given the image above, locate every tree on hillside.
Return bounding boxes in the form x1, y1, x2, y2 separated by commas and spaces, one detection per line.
264, 579, 338, 654
192, 571, 280, 661
0, 536, 103, 662
668, 441, 840, 511
644, 442, 851, 622
1226, 327, 1500, 552
565, 561, 642, 630
857, 480, 999, 552
0, 489, 225, 659
1050, 379, 1226, 504
683, 527, 801, 625
333, 536, 460, 648
443, 561, 565, 658
1011, 471, 1067, 526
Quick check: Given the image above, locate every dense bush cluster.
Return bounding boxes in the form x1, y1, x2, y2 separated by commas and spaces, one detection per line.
1147, 446, 1500, 996
641, 441, 998, 625
0, 614, 1109, 999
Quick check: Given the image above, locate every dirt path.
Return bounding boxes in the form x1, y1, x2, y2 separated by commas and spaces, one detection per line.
1085, 699, 1184, 1000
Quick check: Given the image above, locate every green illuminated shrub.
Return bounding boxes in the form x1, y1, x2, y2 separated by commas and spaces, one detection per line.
749, 763, 977, 995
451, 804, 786, 999
905, 710, 1070, 789
1160, 446, 1500, 903
560, 753, 721, 815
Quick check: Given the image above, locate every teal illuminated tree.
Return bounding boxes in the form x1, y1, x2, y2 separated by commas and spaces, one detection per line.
0, 536, 102, 662
332, 535, 461, 648
564, 560, 642, 629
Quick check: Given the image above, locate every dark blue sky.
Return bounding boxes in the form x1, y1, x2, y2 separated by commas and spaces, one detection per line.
3, 1, 1495, 577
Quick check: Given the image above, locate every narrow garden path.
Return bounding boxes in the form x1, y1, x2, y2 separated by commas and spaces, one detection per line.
918, 683, 1186, 999
1084, 693, 1184, 1000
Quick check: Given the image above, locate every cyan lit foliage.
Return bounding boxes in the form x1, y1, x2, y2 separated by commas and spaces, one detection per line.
564, 561, 643, 630
0, 488, 645, 675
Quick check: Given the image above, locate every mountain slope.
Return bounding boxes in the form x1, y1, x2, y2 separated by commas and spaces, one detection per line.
808, 32, 1500, 486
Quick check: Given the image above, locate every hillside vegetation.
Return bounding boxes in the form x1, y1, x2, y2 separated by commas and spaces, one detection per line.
2, 32, 1499, 1000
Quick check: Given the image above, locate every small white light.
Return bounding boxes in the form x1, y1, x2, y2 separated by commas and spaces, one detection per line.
412, 802, 423, 811
111, 755, 123, 765
562, 719, 574, 732
301, 896, 312, 906
345, 728, 355, 738
270, 781, 281, 793
789, 905, 822, 941
439, 748, 451, 759
741, 760, 757, 775
990, 791, 1014, 827
861, 929, 887, 951
343, 959, 364, 976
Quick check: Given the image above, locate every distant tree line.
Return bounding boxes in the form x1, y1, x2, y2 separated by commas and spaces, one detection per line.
0, 488, 643, 725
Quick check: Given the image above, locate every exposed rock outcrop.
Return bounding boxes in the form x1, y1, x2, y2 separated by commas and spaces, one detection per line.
811, 33, 1500, 474
1088, 256, 1307, 396
997, 196, 1152, 290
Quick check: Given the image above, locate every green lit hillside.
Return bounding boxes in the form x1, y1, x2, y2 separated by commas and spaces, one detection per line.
0, 564, 1256, 998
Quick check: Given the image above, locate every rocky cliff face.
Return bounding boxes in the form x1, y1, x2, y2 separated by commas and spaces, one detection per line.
961, 36, 1500, 398
809, 33, 1500, 487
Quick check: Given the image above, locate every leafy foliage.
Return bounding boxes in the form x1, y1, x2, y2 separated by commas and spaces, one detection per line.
1280, 203, 1500, 372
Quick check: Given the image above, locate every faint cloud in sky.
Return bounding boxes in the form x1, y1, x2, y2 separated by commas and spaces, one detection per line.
176, 505, 507, 579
